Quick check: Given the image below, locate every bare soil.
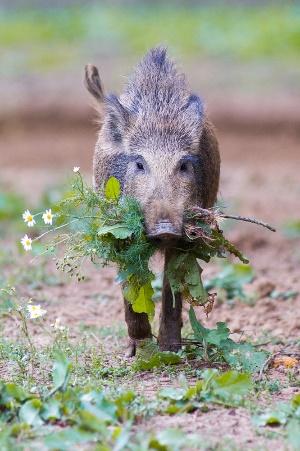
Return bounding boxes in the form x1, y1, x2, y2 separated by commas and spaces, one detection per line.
1, 124, 299, 450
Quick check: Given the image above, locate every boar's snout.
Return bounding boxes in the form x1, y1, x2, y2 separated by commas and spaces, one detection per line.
148, 220, 182, 240
143, 199, 183, 241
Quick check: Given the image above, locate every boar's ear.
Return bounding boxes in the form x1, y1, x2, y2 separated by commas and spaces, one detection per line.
84, 64, 104, 102
184, 94, 204, 120
182, 94, 205, 133
104, 94, 131, 143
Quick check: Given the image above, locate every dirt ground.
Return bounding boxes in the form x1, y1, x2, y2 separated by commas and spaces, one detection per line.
1, 122, 300, 449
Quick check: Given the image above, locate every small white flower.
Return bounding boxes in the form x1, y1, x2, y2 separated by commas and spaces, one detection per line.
21, 234, 32, 251
51, 317, 65, 330
27, 304, 47, 319
22, 210, 36, 227
73, 166, 80, 173
42, 209, 53, 225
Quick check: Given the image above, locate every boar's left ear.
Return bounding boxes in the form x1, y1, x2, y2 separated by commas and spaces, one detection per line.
186, 94, 204, 117
182, 94, 204, 126
182, 94, 205, 134
104, 94, 131, 143
84, 64, 104, 102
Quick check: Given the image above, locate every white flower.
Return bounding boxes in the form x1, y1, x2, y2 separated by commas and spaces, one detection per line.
42, 209, 53, 225
22, 209, 35, 227
27, 304, 47, 319
51, 317, 65, 330
21, 234, 32, 251
73, 166, 80, 173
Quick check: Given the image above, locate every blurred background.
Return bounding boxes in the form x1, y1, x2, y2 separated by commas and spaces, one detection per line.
1, 0, 300, 176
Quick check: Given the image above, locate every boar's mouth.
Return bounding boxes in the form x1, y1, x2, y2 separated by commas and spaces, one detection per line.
147, 221, 182, 242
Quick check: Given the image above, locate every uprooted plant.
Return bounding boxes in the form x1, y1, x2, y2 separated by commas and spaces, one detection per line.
19, 170, 275, 321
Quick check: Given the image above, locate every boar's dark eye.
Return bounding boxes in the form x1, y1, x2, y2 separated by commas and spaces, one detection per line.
180, 162, 188, 172
136, 161, 144, 171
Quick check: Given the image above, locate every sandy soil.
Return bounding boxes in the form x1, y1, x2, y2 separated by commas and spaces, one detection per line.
1, 125, 299, 449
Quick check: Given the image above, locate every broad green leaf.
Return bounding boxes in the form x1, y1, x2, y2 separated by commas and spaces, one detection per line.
224, 342, 268, 374
98, 223, 133, 239
189, 306, 208, 341
41, 398, 61, 421
131, 282, 155, 317
44, 427, 96, 450
79, 400, 117, 431
185, 258, 207, 303
287, 419, 300, 450
134, 352, 181, 371
209, 371, 252, 401
0, 382, 29, 405
206, 322, 230, 346
292, 394, 300, 408
19, 399, 43, 426
104, 176, 121, 201
123, 282, 139, 304
253, 410, 288, 427
51, 352, 71, 394
159, 387, 186, 401
156, 428, 187, 449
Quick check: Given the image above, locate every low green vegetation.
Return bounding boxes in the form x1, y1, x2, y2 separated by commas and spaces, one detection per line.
0, 283, 298, 450
0, 181, 299, 449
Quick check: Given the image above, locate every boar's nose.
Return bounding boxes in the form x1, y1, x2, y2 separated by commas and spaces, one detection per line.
148, 220, 182, 240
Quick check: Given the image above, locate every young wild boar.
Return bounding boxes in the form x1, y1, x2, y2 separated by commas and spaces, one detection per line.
85, 47, 220, 357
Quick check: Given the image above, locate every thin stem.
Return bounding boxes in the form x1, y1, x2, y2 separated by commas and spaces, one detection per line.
219, 214, 276, 232
33, 219, 79, 242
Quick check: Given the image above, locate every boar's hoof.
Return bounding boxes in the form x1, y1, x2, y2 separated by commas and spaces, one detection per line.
159, 341, 182, 353
124, 338, 136, 358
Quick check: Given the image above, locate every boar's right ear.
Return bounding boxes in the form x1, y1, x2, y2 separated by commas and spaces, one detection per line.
84, 64, 104, 102
104, 94, 131, 143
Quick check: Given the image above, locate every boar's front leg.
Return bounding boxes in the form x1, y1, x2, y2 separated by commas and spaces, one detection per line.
123, 298, 152, 357
158, 251, 182, 352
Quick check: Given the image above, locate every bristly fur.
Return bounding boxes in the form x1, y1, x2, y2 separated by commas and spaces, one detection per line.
120, 47, 205, 150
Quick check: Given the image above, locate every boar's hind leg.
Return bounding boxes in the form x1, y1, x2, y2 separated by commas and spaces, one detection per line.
124, 299, 152, 357
158, 251, 182, 352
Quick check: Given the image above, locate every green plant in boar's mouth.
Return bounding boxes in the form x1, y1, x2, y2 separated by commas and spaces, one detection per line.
20, 170, 275, 318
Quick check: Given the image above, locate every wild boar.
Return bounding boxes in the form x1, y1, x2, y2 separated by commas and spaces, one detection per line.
85, 47, 220, 356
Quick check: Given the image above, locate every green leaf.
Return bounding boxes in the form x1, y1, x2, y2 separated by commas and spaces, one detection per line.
159, 387, 186, 401
206, 322, 231, 346
50, 352, 71, 395
134, 351, 181, 371
19, 399, 44, 426
0, 382, 29, 405
104, 176, 121, 201
98, 223, 133, 239
41, 398, 61, 421
185, 258, 207, 303
224, 342, 268, 374
287, 419, 300, 450
156, 428, 187, 449
79, 398, 117, 431
44, 427, 96, 450
131, 282, 155, 317
253, 410, 288, 427
189, 306, 208, 341
209, 371, 252, 401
